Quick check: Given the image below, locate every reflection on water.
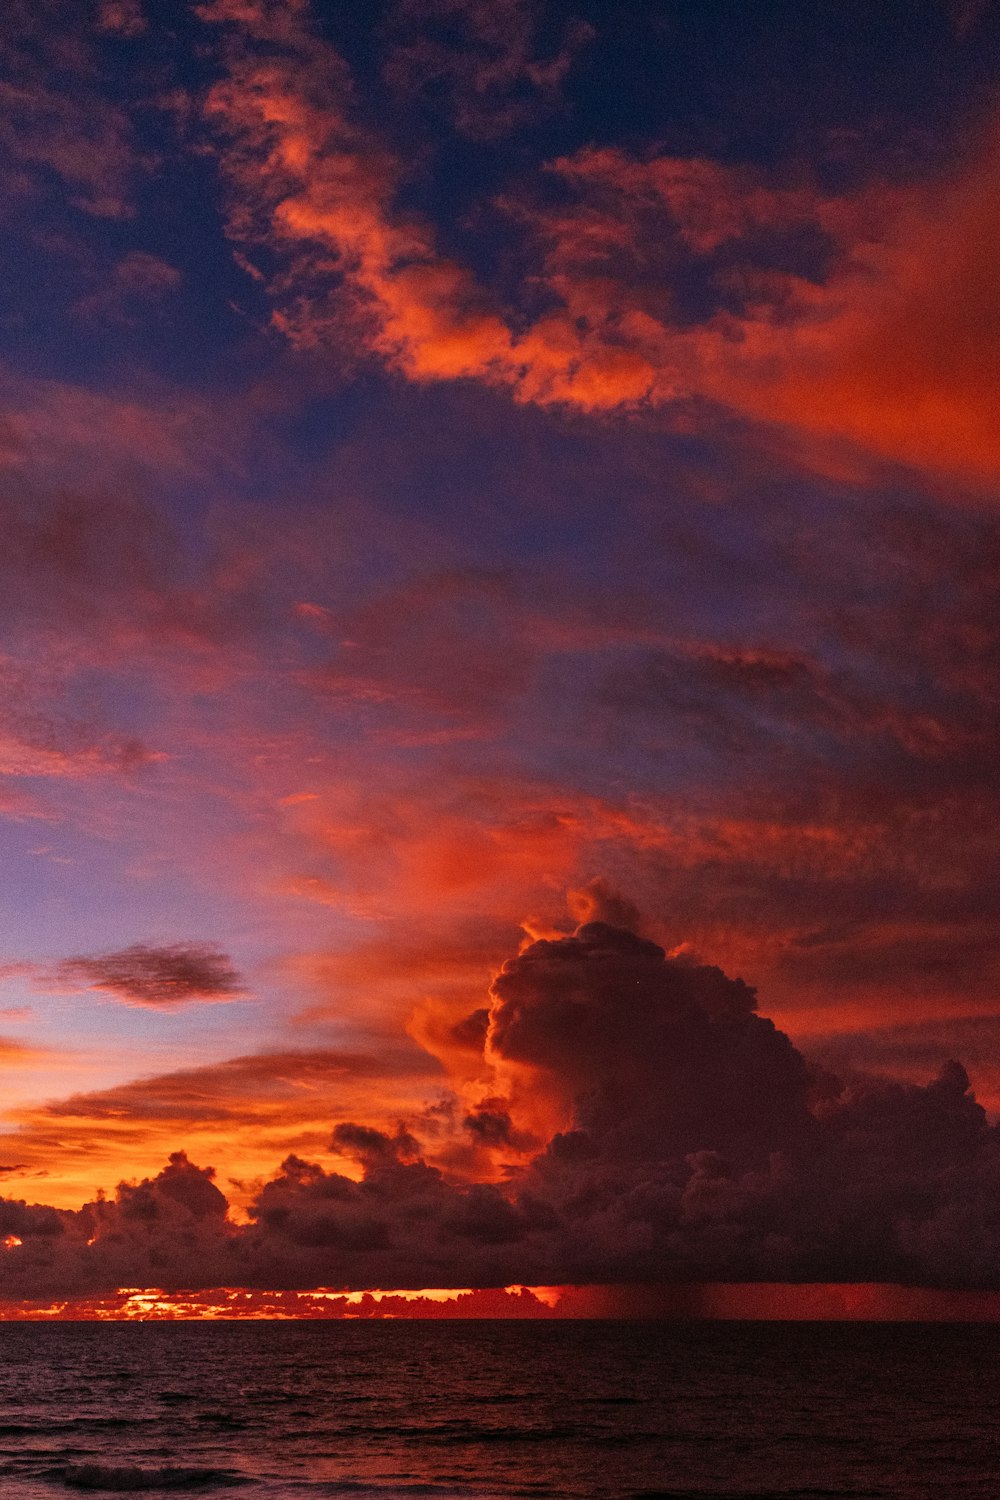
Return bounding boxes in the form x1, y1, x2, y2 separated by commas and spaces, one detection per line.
0, 1320, 996, 1497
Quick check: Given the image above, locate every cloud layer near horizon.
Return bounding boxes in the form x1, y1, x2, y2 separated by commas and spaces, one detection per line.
5, 924, 1000, 1296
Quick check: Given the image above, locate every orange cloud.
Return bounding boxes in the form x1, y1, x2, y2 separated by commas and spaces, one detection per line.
707, 126, 1000, 486
2, 1046, 444, 1211
202, 2, 659, 409
12, 1281, 1000, 1320
532, 134, 1000, 484
262, 733, 1000, 1070
0, 1036, 47, 1066
201, 1, 1000, 486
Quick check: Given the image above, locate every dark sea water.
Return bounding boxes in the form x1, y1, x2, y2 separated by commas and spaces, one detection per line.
0, 1320, 998, 1498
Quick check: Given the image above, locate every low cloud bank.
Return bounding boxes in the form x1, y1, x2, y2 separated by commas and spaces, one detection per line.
4, 923, 1000, 1295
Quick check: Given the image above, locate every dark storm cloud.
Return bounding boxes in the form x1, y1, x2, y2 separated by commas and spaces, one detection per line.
808, 1015, 1000, 1085
487, 923, 811, 1160
0, 1153, 235, 1298
7, 923, 1000, 1295
463, 1097, 531, 1149
331, 1121, 421, 1167
58, 943, 244, 1009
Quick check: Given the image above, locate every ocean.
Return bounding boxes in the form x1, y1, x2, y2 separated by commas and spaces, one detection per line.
0, 1320, 997, 1498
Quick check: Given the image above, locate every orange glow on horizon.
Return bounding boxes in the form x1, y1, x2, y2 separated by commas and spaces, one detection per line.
5, 1283, 1000, 1322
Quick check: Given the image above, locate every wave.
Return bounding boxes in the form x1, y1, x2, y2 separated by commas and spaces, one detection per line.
316, 1485, 491, 1498
0, 1417, 138, 1437
626, 1491, 889, 1499
294, 1421, 581, 1442
193, 1410, 247, 1427
59, 1461, 252, 1491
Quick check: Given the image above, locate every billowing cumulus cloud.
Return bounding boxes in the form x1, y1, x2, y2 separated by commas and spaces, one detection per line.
486, 924, 811, 1157
5, 924, 1000, 1296
0, 1042, 449, 1212
57, 943, 244, 1009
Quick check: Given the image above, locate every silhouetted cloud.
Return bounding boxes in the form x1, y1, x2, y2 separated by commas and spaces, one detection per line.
6, 924, 1000, 1295
58, 943, 244, 1009
487, 923, 811, 1160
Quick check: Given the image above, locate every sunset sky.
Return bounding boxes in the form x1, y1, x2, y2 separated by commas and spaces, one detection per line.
2, 0, 1000, 1304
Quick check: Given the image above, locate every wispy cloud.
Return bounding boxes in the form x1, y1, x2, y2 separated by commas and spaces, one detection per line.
382, 0, 593, 140
0, 0, 142, 218
201, 0, 1000, 486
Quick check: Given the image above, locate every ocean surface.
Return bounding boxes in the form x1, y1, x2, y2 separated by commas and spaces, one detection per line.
0, 1320, 998, 1498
